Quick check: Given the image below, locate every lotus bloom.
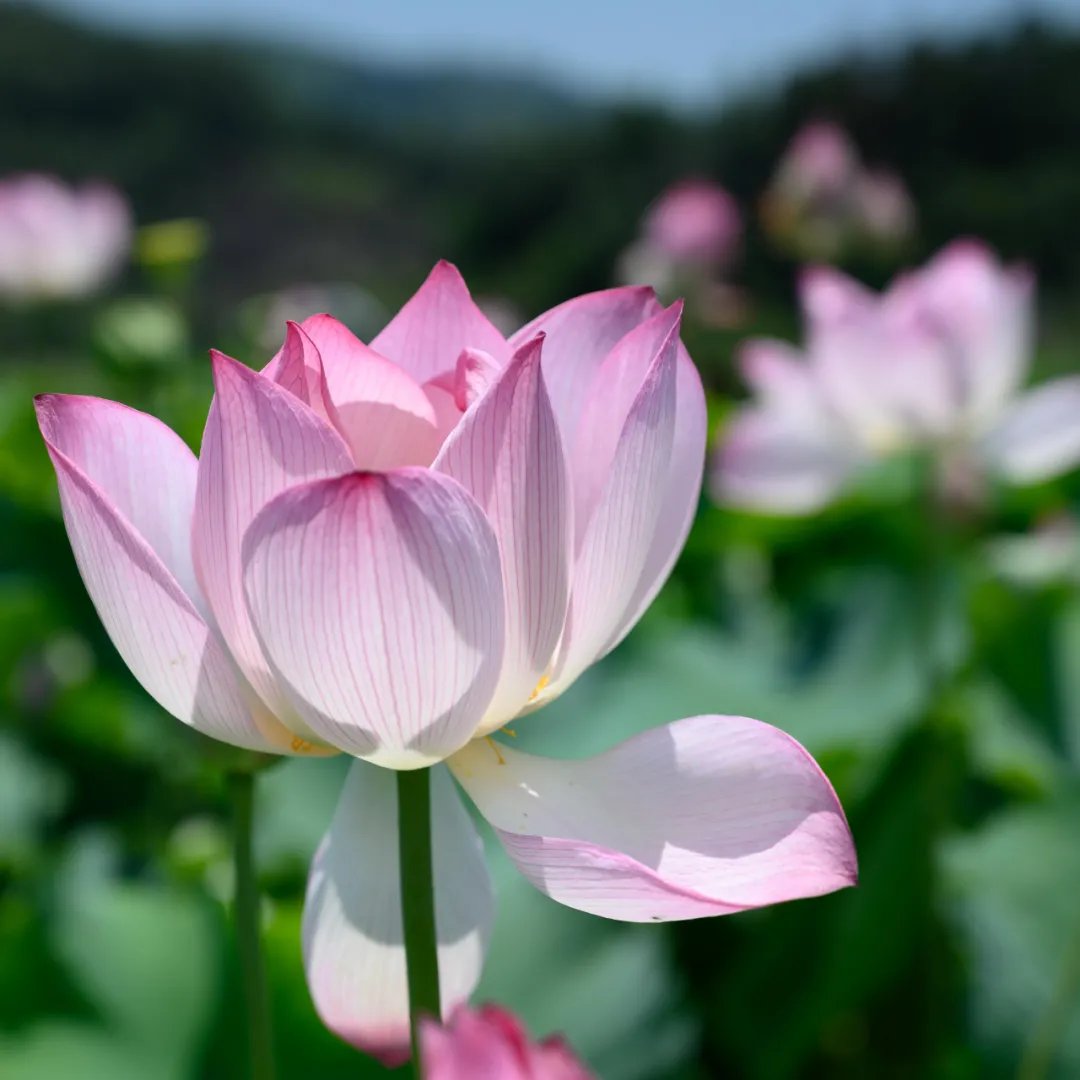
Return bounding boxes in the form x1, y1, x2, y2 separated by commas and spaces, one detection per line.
421, 1005, 593, 1079
715, 241, 1080, 514
761, 121, 914, 259
0, 174, 131, 301
618, 179, 741, 296
772, 121, 857, 204
36, 262, 856, 1060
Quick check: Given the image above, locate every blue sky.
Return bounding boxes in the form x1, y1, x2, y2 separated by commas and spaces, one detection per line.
29, 0, 1080, 105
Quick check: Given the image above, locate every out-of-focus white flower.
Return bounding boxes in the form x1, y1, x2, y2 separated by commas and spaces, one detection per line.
0, 174, 132, 302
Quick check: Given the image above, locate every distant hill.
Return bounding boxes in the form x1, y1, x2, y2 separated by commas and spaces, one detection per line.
240, 45, 596, 144
2, 3, 1079, 321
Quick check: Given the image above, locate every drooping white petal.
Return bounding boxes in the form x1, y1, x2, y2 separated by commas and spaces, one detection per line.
981, 376, 1080, 484
304, 763, 494, 1064
450, 715, 857, 921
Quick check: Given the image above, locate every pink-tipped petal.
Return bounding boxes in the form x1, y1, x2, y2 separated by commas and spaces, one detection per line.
617, 345, 706, 637
261, 320, 342, 430
453, 347, 502, 411
570, 304, 684, 541
193, 351, 353, 736
35, 395, 289, 752
434, 335, 571, 729
509, 286, 659, 439
295, 313, 443, 468
982, 376, 1080, 484
449, 715, 857, 922
713, 407, 860, 514
304, 763, 493, 1064
370, 262, 511, 383
548, 317, 679, 693
242, 469, 505, 766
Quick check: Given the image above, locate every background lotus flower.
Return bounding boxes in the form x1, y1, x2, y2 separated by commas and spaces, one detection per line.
421, 1004, 594, 1079
714, 240, 1080, 514
643, 179, 742, 269
618, 179, 745, 323
0, 173, 132, 302
37, 262, 856, 1062
760, 121, 915, 260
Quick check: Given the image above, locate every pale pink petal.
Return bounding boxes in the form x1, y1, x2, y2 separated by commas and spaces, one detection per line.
799, 265, 876, 328
895, 239, 1034, 427
422, 1006, 594, 1080
616, 343, 707, 639
305, 763, 493, 1065
739, 339, 823, 422
35, 395, 291, 752
260, 320, 342, 430
370, 261, 510, 384
509, 286, 659, 439
193, 351, 353, 737
713, 407, 860, 514
242, 469, 505, 766
570, 304, 684, 542
449, 715, 856, 922
981, 377, 1080, 483
434, 335, 571, 729
423, 381, 466, 448
809, 296, 958, 448
296, 313, 443, 468
548, 317, 679, 694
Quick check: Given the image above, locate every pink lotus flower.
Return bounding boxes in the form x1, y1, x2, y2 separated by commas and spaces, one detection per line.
421, 1005, 593, 1079
36, 262, 856, 1060
643, 179, 742, 267
714, 241, 1080, 514
761, 121, 915, 259
0, 174, 131, 301
619, 179, 741, 295
772, 121, 858, 203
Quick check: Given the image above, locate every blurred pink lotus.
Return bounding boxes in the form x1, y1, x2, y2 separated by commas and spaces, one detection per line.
714, 240, 1080, 514
421, 1005, 593, 1080
0, 174, 131, 301
761, 121, 914, 258
772, 121, 857, 203
36, 262, 856, 1060
619, 178, 742, 297
643, 179, 742, 267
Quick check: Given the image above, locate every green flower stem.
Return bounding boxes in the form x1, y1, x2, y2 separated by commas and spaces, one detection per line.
228, 769, 276, 1080
397, 766, 441, 1075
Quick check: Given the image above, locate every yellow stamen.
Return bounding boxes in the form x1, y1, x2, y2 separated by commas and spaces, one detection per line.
501, 726, 517, 738
528, 673, 551, 703
290, 736, 315, 754
485, 736, 506, 765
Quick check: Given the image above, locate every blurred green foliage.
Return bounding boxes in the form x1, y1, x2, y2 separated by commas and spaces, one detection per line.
2, 5, 1080, 1079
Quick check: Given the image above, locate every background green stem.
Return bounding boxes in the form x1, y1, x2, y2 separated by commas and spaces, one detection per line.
397, 767, 441, 1075
228, 769, 276, 1080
